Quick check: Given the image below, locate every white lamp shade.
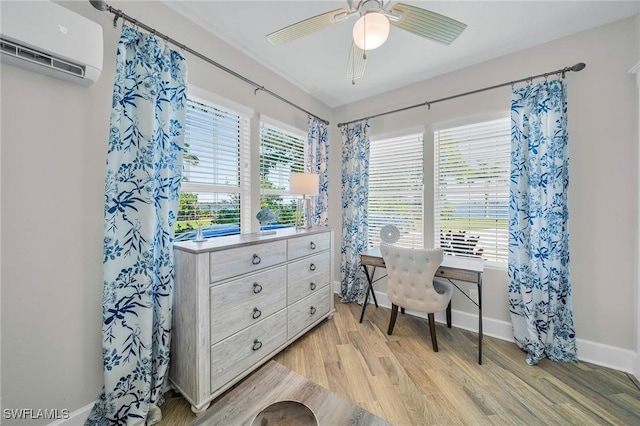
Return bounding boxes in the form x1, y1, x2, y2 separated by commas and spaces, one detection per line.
352, 12, 390, 51
290, 172, 319, 196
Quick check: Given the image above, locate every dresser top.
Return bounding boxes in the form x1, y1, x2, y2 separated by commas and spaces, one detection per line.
173, 226, 332, 254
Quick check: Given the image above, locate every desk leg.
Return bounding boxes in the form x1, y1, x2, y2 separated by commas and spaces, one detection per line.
478, 273, 483, 365
359, 265, 377, 323
367, 269, 379, 308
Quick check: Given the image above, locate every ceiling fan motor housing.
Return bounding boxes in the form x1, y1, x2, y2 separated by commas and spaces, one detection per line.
349, 0, 388, 15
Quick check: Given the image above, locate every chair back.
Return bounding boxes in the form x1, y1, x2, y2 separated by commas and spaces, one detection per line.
380, 244, 446, 313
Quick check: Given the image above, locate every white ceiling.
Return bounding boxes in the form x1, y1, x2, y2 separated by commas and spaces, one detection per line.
163, 1, 640, 107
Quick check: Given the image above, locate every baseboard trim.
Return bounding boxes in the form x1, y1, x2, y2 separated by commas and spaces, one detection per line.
575, 338, 638, 375
332, 283, 638, 375
47, 402, 92, 426
45, 386, 187, 426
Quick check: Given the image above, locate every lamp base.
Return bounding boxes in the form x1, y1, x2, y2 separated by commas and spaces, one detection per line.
295, 197, 313, 230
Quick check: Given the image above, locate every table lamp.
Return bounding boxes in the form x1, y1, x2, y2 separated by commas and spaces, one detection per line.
289, 172, 319, 229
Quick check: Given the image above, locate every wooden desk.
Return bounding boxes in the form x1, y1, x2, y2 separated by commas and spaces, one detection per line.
359, 247, 485, 364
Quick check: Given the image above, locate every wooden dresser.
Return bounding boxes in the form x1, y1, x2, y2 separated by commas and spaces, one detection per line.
169, 227, 335, 414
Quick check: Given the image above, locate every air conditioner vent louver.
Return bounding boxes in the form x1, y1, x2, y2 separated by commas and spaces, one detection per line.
1, 38, 85, 78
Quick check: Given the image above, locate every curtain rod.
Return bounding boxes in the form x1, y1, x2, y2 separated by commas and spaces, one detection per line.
89, 0, 330, 126
337, 62, 586, 128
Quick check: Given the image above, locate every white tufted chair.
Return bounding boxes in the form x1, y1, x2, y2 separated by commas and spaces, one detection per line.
381, 244, 454, 352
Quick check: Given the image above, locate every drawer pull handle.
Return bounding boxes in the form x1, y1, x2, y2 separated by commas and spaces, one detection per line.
309, 263, 316, 271
310, 241, 316, 250
253, 282, 263, 294
310, 282, 316, 291
252, 339, 263, 351
252, 254, 261, 265
252, 307, 262, 320
310, 306, 317, 315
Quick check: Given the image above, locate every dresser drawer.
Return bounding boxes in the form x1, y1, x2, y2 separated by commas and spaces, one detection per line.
287, 252, 330, 304
210, 240, 287, 283
211, 309, 287, 391
210, 266, 287, 345
287, 232, 330, 260
287, 286, 331, 339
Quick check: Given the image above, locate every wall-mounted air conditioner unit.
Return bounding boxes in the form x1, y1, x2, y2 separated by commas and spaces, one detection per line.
0, 0, 103, 86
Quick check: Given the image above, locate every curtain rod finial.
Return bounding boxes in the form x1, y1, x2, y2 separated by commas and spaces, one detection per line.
571, 63, 586, 72
89, 0, 108, 11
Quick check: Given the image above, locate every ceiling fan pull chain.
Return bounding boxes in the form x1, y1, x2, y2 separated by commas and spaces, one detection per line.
363, 13, 367, 51
362, 13, 368, 60
352, 50, 356, 85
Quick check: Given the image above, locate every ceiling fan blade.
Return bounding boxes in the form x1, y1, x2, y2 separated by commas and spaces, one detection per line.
267, 8, 350, 45
347, 42, 367, 84
390, 3, 466, 45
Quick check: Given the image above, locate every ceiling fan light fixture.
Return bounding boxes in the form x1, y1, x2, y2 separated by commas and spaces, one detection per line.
352, 12, 389, 51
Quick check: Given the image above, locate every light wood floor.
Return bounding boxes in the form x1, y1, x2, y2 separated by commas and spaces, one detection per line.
159, 295, 640, 425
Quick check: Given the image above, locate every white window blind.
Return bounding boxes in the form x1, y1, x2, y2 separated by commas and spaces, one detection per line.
259, 121, 306, 226
368, 133, 424, 248
434, 117, 510, 266
177, 97, 250, 240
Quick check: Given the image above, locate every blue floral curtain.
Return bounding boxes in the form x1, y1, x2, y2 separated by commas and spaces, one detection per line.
87, 25, 187, 425
308, 116, 329, 226
508, 79, 577, 366
340, 120, 370, 302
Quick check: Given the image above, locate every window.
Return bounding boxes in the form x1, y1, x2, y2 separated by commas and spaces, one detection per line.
259, 120, 306, 227
176, 96, 250, 241
434, 117, 510, 266
368, 133, 424, 248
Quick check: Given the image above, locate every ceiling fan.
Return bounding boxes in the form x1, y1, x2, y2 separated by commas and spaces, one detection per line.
266, 1, 467, 84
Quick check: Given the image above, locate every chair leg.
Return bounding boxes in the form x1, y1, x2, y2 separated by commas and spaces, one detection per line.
387, 304, 399, 335
446, 301, 452, 328
428, 313, 438, 352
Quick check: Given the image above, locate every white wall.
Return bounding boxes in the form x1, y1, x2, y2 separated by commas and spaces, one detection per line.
0, 1, 332, 424
334, 15, 639, 364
